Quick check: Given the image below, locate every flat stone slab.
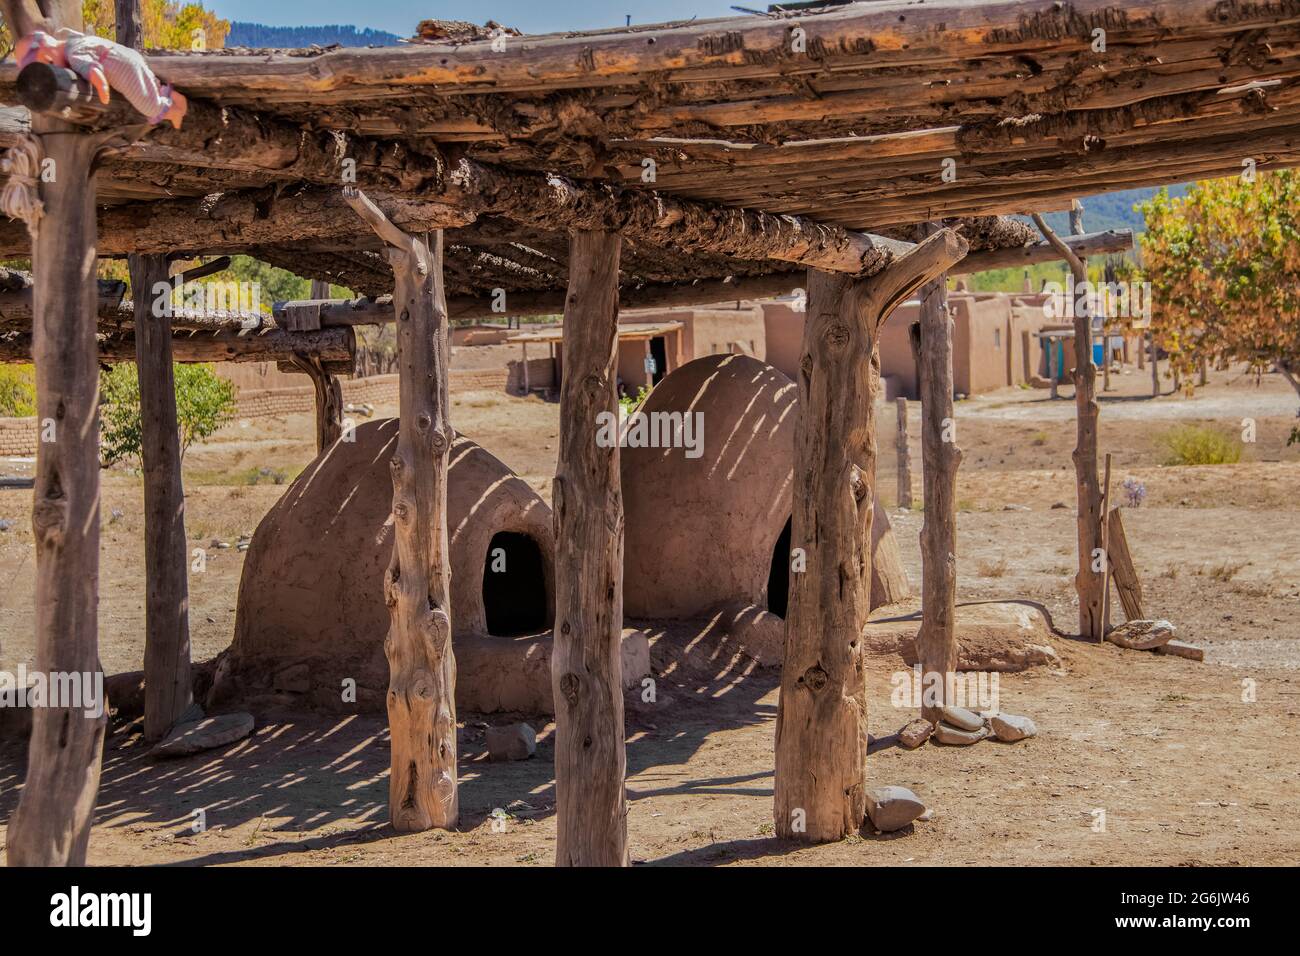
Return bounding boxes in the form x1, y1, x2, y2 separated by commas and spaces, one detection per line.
933, 722, 988, 746
1156, 640, 1204, 662
1107, 619, 1175, 650
940, 705, 984, 732
898, 718, 934, 750
990, 712, 1038, 742
151, 712, 254, 759
866, 786, 927, 833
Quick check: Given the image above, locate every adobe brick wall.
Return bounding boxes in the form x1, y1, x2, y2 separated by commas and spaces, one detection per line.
0, 417, 38, 457
0, 369, 512, 459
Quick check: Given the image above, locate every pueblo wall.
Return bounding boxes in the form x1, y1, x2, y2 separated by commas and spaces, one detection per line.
222, 420, 554, 710
621, 353, 909, 620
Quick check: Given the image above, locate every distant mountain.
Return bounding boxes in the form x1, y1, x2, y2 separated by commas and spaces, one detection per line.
1026, 183, 1192, 235
226, 22, 402, 48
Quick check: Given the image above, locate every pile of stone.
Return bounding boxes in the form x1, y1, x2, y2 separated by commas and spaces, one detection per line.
1105, 619, 1203, 662
898, 704, 1038, 749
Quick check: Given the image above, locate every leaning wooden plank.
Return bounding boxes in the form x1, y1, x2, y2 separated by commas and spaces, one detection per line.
1106, 507, 1145, 621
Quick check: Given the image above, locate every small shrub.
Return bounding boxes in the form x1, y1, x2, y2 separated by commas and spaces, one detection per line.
0, 364, 36, 416
1158, 424, 1241, 466
1121, 477, 1147, 508
1030, 431, 1049, 447
975, 557, 1009, 578
100, 363, 235, 468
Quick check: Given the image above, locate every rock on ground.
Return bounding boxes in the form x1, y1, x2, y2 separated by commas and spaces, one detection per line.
151, 712, 254, 759
898, 718, 934, 749
940, 705, 985, 732
933, 722, 988, 746
1106, 619, 1175, 650
866, 786, 927, 832
1156, 640, 1205, 662
486, 722, 537, 761
990, 712, 1038, 742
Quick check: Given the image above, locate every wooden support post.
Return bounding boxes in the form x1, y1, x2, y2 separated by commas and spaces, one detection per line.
131, 254, 196, 741
1034, 213, 1105, 642
343, 187, 456, 832
289, 353, 344, 452
521, 341, 530, 394
119, 1, 194, 745
775, 229, 966, 843
895, 396, 912, 509
552, 229, 628, 867
3, 0, 106, 866
910, 234, 961, 725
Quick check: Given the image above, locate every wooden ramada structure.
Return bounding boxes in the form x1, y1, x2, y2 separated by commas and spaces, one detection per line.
1, 0, 1297, 865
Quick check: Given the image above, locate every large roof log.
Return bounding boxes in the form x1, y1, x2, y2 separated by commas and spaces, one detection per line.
0, 185, 471, 258
0, 325, 354, 364
39, 1, 1300, 100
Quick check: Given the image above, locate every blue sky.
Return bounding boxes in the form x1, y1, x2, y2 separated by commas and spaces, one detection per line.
207, 1, 744, 36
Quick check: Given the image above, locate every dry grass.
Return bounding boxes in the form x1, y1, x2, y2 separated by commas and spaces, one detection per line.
975, 557, 1009, 578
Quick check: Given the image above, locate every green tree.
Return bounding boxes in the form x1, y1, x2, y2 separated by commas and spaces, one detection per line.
1138, 171, 1300, 439
99, 362, 234, 467
0, 364, 36, 416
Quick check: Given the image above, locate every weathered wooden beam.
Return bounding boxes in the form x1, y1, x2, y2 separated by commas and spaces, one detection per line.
894, 397, 912, 511
955, 230, 1134, 275
62, 1, 1300, 97
2, 0, 107, 870
775, 227, 968, 843
0, 185, 472, 259
552, 229, 628, 867
1106, 507, 1145, 622
343, 186, 457, 833
1033, 212, 1105, 642
0, 325, 353, 363
909, 224, 962, 726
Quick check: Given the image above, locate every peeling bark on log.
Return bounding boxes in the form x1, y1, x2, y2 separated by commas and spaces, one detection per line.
551, 229, 628, 867
4, 89, 107, 869
0, 326, 353, 364
345, 188, 457, 832
130, 253, 194, 742
0, 185, 470, 259
909, 238, 961, 726
775, 229, 966, 842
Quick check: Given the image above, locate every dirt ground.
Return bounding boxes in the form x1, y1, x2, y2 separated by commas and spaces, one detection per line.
1, 361, 1297, 866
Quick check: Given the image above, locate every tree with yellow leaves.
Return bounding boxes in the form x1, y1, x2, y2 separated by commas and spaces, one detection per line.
1138, 170, 1300, 439
1, 1, 228, 56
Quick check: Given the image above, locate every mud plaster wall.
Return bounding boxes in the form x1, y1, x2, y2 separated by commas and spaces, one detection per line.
621, 353, 909, 620
225, 420, 554, 706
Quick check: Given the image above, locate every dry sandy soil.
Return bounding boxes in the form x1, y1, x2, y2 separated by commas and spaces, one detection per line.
0, 362, 1297, 866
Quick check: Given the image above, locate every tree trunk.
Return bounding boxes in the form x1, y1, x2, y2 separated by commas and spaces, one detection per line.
895, 396, 912, 509
775, 230, 966, 842
912, 262, 961, 726
551, 229, 628, 867
1150, 335, 1160, 396
131, 253, 195, 742
6, 128, 107, 867
382, 229, 456, 831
